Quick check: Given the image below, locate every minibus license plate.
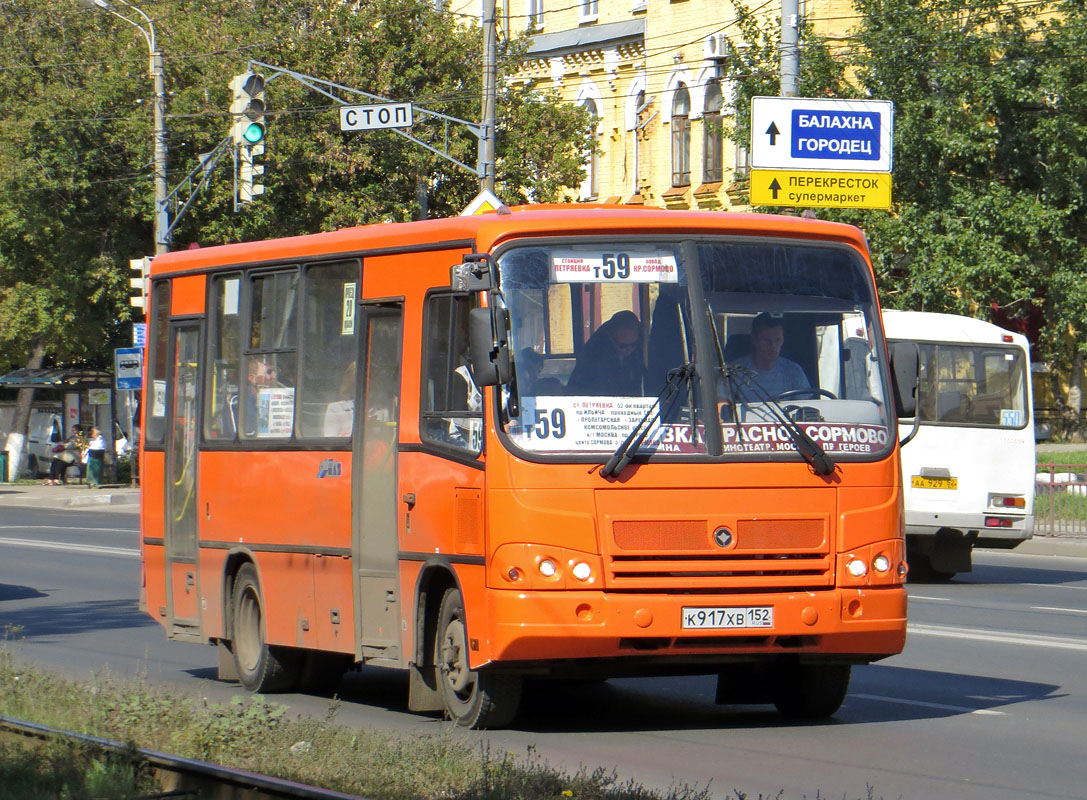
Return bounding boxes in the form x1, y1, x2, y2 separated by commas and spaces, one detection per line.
681, 606, 773, 629
911, 475, 958, 490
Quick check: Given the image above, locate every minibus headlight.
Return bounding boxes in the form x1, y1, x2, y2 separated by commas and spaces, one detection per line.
538, 559, 557, 578
872, 554, 891, 573
571, 561, 592, 581
846, 558, 868, 578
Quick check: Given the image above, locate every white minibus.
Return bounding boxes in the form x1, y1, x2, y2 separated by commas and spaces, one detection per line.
883, 310, 1035, 578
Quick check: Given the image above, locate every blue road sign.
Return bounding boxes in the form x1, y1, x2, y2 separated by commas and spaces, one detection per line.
751, 96, 894, 173
114, 347, 143, 391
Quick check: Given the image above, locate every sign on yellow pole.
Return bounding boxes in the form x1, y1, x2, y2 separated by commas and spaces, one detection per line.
750, 169, 892, 209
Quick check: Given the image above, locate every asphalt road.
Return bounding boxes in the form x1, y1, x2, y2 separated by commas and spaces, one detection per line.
1, 504, 1085, 800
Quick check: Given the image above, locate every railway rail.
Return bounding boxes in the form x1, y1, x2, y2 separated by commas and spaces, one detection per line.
0, 713, 363, 800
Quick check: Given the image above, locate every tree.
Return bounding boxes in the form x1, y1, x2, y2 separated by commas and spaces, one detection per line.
0, 0, 594, 474
719, 0, 1087, 393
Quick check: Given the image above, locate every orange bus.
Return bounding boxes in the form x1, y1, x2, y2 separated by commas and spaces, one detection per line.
139, 205, 910, 728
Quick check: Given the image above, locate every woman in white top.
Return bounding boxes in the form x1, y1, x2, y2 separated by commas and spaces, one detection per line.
86, 427, 106, 487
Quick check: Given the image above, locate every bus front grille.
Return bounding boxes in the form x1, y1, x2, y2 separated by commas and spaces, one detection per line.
606, 518, 833, 590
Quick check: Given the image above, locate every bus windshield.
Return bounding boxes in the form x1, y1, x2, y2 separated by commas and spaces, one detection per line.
910, 342, 1028, 429
497, 236, 893, 462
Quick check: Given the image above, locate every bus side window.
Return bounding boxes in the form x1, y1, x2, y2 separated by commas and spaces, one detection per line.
297, 260, 360, 439
421, 294, 482, 454
242, 270, 298, 439
204, 273, 242, 440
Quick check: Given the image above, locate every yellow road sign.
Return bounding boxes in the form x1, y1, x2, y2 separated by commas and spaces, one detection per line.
750, 169, 892, 209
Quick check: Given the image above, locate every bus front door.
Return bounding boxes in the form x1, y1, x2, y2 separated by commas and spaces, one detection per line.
164, 322, 202, 640
352, 304, 403, 663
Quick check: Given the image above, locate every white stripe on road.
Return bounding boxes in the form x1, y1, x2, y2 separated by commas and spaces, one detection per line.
1031, 606, 1087, 614
909, 622, 1087, 651
850, 693, 1005, 716
0, 525, 134, 534
0, 536, 137, 559
908, 595, 952, 602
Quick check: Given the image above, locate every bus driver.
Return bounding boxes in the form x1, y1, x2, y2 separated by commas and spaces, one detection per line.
734, 313, 810, 399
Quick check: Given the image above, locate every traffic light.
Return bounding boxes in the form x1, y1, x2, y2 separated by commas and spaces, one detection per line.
129, 256, 151, 310
229, 71, 266, 146
239, 142, 265, 204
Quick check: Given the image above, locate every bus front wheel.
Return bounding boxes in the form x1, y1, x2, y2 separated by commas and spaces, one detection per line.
230, 563, 299, 692
772, 661, 851, 719
435, 587, 522, 728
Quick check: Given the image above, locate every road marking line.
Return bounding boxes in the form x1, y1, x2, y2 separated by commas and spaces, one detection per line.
1024, 583, 1087, 592
908, 595, 951, 601
0, 536, 137, 559
0, 525, 133, 534
850, 693, 1005, 716
909, 622, 1087, 651
1031, 606, 1087, 614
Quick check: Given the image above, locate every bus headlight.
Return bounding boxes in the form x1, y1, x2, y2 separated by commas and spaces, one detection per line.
846, 558, 868, 578
538, 559, 557, 577
571, 561, 592, 581
872, 554, 891, 573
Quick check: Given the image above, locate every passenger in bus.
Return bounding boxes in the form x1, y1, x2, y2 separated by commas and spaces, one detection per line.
516, 347, 543, 394
447, 348, 483, 450
732, 313, 810, 399
566, 310, 646, 396
244, 356, 278, 435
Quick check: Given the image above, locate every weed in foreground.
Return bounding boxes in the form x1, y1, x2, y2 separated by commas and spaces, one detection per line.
0, 652, 892, 800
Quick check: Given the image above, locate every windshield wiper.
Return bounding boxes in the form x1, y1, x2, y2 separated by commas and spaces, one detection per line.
730, 368, 837, 477
600, 363, 696, 479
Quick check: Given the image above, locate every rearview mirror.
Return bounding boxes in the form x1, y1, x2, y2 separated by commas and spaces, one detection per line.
889, 340, 919, 418
469, 306, 511, 387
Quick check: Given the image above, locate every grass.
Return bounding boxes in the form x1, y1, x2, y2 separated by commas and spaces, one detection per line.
0, 643, 896, 800
1036, 451, 1087, 468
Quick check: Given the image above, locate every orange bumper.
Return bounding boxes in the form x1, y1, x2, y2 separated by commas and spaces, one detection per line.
479, 586, 906, 668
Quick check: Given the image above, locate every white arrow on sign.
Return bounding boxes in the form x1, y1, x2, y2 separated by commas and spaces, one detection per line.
750, 96, 894, 172
340, 102, 414, 132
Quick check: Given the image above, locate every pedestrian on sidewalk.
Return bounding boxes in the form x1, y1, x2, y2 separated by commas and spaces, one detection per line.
45, 433, 81, 485
86, 427, 106, 488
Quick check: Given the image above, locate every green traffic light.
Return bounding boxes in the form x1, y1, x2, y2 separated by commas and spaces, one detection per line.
243, 122, 265, 144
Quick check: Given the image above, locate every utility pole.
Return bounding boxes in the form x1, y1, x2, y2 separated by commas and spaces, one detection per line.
479, 0, 498, 193
780, 0, 799, 97
151, 48, 168, 254
83, 0, 169, 255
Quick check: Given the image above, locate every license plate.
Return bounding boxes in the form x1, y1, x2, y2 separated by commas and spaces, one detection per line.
911, 475, 958, 490
681, 606, 773, 629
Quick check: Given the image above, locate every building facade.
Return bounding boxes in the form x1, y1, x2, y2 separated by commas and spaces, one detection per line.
452, 0, 854, 208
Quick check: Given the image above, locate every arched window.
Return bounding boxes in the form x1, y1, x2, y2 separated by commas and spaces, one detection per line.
702, 82, 724, 183
580, 98, 600, 200
671, 86, 691, 187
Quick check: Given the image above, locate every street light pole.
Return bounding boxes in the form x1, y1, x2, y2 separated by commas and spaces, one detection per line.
83, 0, 169, 255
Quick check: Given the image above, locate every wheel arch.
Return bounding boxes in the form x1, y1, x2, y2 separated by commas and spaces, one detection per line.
411, 560, 462, 669
219, 547, 258, 642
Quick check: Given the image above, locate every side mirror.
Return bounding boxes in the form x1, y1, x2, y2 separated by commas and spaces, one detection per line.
889, 341, 919, 418
469, 306, 511, 387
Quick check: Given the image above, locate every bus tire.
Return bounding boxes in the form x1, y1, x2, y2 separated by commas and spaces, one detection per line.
772, 662, 851, 719
230, 563, 299, 693
435, 587, 521, 728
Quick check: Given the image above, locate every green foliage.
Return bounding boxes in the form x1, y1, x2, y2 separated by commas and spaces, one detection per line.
0, 655, 894, 800
0, 0, 594, 374
719, 0, 1087, 380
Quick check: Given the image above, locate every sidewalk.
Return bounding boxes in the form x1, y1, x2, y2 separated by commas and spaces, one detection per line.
0, 481, 140, 511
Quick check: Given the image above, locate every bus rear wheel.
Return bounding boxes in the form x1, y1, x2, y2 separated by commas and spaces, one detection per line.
772, 661, 851, 719
435, 587, 521, 728
231, 563, 299, 692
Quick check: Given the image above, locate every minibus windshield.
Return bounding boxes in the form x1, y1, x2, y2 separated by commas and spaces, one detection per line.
497, 236, 894, 463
